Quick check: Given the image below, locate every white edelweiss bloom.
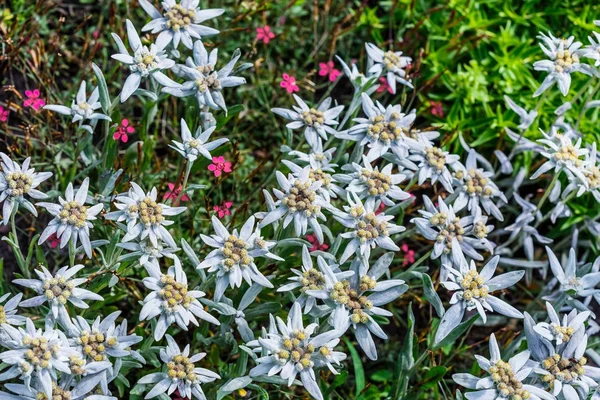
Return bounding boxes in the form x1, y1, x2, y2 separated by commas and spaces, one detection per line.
104, 182, 186, 248
247, 302, 346, 400
332, 194, 404, 264
138, 0, 223, 50
434, 251, 524, 345
533, 32, 595, 97
452, 150, 507, 221
453, 333, 554, 400
0, 319, 78, 399
163, 43, 246, 112
463, 207, 496, 255
335, 156, 409, 209
544, 247, 600, 305
307, 254, 407, 361
140, 262, 219, 340
287, 145, 338, 172
170, 118, 228, 163
525, 312, 600, 400
271, 95, 344, 150
44, 80, 111, 134
259, 166, 330, 244
534, 302, 590, 346
198, 215, 278, 302
504, 95, 538, 130
337, 93, 415, 161
365, 42, 413, 93
582, 30, 600, 67
531, 129, 588, 183
138, 335, 219, 400
36, 178, 103, 258
0, 377, 116, 400
0, 293, 26, 335
117, 239, 179, 269
111, 20, 179, 102
278, 245, 353, 314
561, 143, 600, 202
411, 197, 486, 279
400, 138, 460, 193
13, 264, 103, 327
282, 160, 342, 202
335, 55, 377, 92
0, 153, 52, 224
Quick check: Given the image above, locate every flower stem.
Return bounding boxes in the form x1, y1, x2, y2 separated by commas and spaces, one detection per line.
175, 162, 192, 206
9, 209, 29, 278
69, 238, 76, 267
536, 173, 559, 213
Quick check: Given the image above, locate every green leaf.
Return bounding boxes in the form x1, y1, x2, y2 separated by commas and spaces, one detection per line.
324, 370, 349, 396
92, 62, 110, 114
422, 366, 447, 389
344, 338, 365, 397
217, 376, 252, 400
421, 273, 445, 318
433, 314, 479, 350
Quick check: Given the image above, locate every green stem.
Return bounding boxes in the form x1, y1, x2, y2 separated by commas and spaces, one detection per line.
69, 238, 76, 267
9, 209, 29, 278
175, 162, 192, 206
536, 173, 559, 213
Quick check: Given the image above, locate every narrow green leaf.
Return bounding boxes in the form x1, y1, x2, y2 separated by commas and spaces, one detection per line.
344, 338, 365, 397
421, 366, 447, 389
421, 273, 445, 318
92, 62, 110, 113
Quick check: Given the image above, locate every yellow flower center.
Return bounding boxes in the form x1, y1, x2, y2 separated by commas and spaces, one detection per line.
22, 335, 59, 369
277, 329, 314, 369
300, 268, 326, 292
58, 201, 88, 228
159, 275, 192, 310
0, 305, 5, 324
195, 73, 221, 92
331, 277, 375, 322
164, 4, 195, 31
36, 383, 72, 400
42, 276, 75, 304
554, 49, 579, 72
222, 235, 253, 270
6, 171, 33, 197
489, 360, 530, 399
309, 168, 332, 187
301, 108, 325, 127
282, 181, 320, 216
167, 354, 198, 383
383, 50, 402, 70
425, 147, 447, 171
360, 170, 391, 196
69, 355, 87, 375
79, 330, 116, 362
541, 354, 587, 389
460, 270, 489, 300
138, 197, 164, 226
366, 113, 403, 143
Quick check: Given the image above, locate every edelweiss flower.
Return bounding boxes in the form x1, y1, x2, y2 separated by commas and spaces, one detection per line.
338, 93, 415, 160
335, 55, 375, 91
453, 333, 554, 400
139, 0, 223, 49
0, 293, 25, 329
287, 146, 338, 172
170, 118, 229, 164
504, 193, 552, 261
333, 194, 404, 264
561, 143, 600, 202
111, 20, 179, 102
412, 197, 485, 276
307, 254, 407, 360
365, 43, 413, 93
582, 30, 600, 67
534, 302, 590, 346
282, 160, 341, 202
531, 129, 588, 183
104, 182, 186, 248
0, 319, 78, 399
452, 150, 507, 221
272, 95, 344, 150
138, 335, 219, 400
401, 139, 460, 193
44, 80, 111, 134
118, 240, 180, 269
164, 44, 246, 112
0, 153, 52, 224
504, 95, 538, 130
37, 178, 103, 258
278, 245, 353, 314
140, 262, 219, 340
435, 252, 524, 344
247, 302, 345, 400
198, 216, 277, 302
0, 379, 116, 400
335, 156, 409, 209
14, 264, 103, 327
544, 247, 600, 304
533, 32, 595, 97
260, 166, 329, 244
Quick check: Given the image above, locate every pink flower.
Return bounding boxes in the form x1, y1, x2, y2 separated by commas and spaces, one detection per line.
376, 77, 393, 94
214, 201, 233, 218
0, 106, 8, 122
23, 89, 45, 110
113, 119, 135, 143
401, 244, 415, 267
280, 74, 299, 94
318, 61, 341, 82
256, 26, 275, 44
208, 156, 232, 177
306, 234, 329, 252
163, 183, 190, 206
430, 101, 444, 118
48, 233, 60, 249
375, 203, 386, 215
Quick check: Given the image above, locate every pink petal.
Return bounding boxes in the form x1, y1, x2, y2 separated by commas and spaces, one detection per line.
33, 89, 40, 97
208, 164, 217, 171
224, 201, 233, 208
25, 90, 33, 97
113, 132, 121, 140
214, 170, 222, 177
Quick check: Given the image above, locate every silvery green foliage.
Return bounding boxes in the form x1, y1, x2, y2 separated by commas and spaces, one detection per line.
138, 334, 219, 400
37, 178, 103, 258
435, 251, 524, 345
111, 19, 179, 102
13, 264, 103, 327
306, 254, 407, 361
138, 0, 223, 49
272, 95, 344, 150
0, 152, 52, 224
246, 302, 346, 400
140, 262, 219, 340
44, 80, 111, 134
365, 42, 413, 93
453, 334, 554, 400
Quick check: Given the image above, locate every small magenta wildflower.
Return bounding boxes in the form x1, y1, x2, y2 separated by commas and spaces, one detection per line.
306, 234, 329, 252
24, 89, 45, 110
208, 156, 232, 177
319, 61, 341, 82
401, 244, 415, 266
280, 73, 299, 93
113, 118, 135, 143
376, 77, 393, 94
430, 101, 444, 117
0, 106, 8, 122
213, 201, 233, 218
163, 183, 190, 206
256, 26, 275, 44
